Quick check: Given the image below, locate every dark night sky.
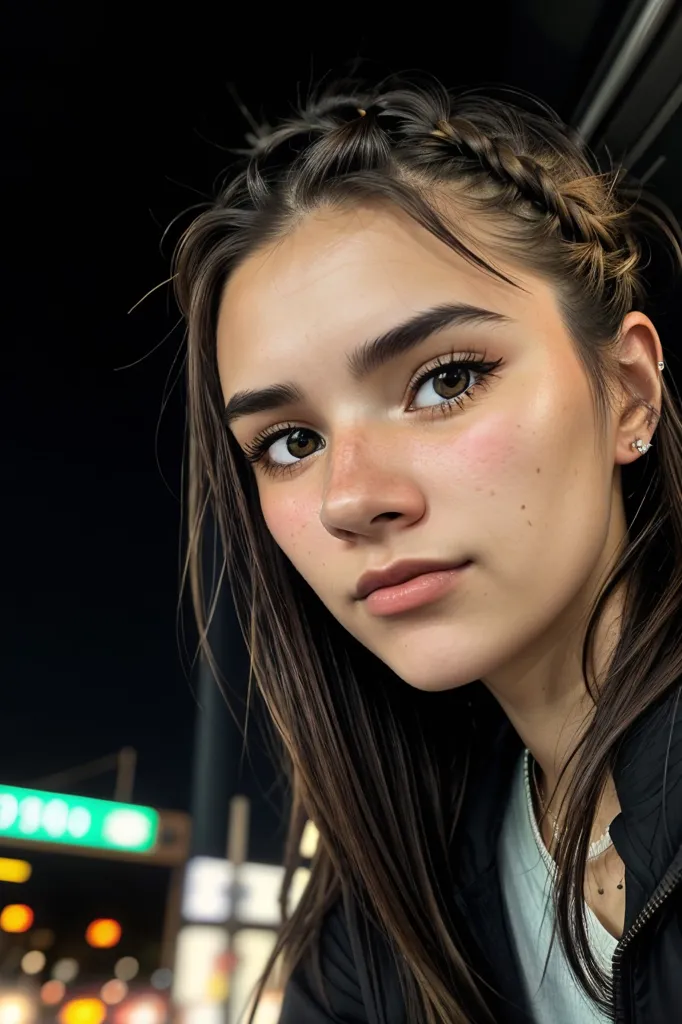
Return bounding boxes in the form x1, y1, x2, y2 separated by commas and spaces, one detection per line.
2, 1, 672, 934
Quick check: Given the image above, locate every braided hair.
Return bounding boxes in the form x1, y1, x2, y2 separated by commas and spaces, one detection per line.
176, 77, 674, 389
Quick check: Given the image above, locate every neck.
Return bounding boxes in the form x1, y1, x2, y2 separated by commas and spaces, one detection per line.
483, 574, 627, 838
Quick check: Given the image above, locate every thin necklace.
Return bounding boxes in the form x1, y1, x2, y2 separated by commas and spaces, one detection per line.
524, 750, 624, 895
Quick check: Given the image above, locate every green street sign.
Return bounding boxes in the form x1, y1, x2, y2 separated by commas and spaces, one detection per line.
0, 784, 159, 853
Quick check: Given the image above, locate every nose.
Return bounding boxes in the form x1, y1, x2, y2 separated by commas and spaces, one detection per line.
319, 432, 426, 541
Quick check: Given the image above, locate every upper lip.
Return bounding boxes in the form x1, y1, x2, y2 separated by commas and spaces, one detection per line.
354, 558, 470, 600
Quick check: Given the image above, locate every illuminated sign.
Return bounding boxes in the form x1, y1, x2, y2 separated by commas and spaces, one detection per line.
182, 857, 311, 925
0, 785, 158, 853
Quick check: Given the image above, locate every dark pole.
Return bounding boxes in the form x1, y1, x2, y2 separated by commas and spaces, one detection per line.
188, 506, 249, 859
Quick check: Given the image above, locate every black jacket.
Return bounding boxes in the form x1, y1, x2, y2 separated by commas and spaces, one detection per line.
279, 685, 682, 1023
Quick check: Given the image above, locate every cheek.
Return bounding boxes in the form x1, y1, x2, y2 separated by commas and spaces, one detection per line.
424, 403, 597, 556
455, 412, 522, 476
420, 411, 527, 495
260, 488, 320, 565
434, 382, 592, 495
444, 400, 609, 600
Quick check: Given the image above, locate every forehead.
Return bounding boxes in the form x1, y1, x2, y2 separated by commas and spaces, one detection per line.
216, 204, 558, 382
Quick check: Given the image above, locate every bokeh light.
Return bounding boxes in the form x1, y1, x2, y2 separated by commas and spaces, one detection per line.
150, 968, 172, 990
101, 980, 128, 1005
41, 980, 66, 1006
119, 997, 166, 1024
0, 858, 32, 883
0, 991, 36, 1024
0, 905, 34, 933
299, 820, 319, 859
52, 959, 79, 983
86, 918, 121, 949
114, 957, 139, 981
21, 950, 46, 974
58, 999, 106, 1024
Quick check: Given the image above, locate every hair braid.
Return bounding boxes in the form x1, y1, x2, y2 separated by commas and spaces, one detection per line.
432, 118, 619, 248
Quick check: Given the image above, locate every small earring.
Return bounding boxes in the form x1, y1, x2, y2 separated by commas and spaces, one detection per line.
658, 361, 665, 371
632, 438, 652, 455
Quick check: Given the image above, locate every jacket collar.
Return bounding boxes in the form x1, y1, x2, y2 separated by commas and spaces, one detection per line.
445, 682, 682, 1023
453, 682, 682, 915
610, 686, 682, 908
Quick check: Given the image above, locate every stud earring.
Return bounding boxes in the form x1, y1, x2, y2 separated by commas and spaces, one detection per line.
631, 363, 665, 454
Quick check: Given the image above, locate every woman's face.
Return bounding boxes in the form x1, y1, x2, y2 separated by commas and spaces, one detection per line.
216, 204, 633, 694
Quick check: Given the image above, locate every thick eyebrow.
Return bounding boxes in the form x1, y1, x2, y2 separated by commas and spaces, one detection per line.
223, 302, 512, 428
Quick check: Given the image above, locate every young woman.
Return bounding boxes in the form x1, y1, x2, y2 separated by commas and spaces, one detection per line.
174, 77, 682, 1023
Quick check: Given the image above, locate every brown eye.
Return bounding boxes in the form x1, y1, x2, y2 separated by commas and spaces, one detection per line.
412, 364, 472, 409
285, 428, 319, 460
432, 366, 469, 400
241, 422, 325, 472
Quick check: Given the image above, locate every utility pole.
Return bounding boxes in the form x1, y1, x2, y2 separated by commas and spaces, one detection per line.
114, 747, 137, 802
188, 637, 244, 858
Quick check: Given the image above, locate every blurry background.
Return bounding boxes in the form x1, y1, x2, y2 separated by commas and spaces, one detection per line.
3, 1, 682, 1022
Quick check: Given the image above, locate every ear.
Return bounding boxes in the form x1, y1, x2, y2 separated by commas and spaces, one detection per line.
613, 311, 664, 466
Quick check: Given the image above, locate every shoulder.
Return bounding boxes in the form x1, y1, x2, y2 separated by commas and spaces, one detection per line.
279, 895, 405, 1024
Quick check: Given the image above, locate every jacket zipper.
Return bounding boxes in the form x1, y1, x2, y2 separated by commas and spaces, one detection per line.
612, 845, 682, 1023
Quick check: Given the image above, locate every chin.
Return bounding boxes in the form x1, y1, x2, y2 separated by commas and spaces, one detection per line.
399, 667, 477, 692
382, 649, 483, 692
385, 620, 543, 694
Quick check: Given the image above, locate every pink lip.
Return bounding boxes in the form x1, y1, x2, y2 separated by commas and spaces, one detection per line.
364, 564, 472, 616
354, 558, 472, 601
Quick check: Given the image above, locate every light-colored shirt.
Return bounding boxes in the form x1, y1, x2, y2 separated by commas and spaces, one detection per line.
498, 749, 618, 1023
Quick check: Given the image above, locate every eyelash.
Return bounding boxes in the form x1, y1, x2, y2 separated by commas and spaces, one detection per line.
241, 350, 504, 477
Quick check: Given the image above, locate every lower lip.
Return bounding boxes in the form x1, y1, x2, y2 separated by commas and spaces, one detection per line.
364, 563, 472, 617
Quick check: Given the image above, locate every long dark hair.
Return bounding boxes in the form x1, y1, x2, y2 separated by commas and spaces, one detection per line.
173, 75, 682, 1023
